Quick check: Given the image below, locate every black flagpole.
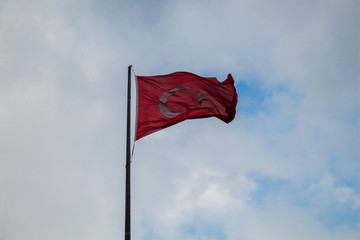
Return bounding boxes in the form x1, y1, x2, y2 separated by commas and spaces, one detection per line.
125, 65, 132, 240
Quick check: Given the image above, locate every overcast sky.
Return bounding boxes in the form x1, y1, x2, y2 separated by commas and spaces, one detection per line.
0, 0, 359, 239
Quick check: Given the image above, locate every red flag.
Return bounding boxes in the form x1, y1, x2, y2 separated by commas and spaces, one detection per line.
136, 72, 238, 140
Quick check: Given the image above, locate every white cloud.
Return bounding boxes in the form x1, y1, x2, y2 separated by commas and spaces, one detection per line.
1, 0, 359, 239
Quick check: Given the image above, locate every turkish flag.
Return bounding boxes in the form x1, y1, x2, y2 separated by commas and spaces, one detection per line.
136, 72, 238, 140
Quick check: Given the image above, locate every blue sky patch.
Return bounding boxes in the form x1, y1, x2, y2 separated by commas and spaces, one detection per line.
235, 78, 287, 116
182, 216, 227, 240
248, 173, 294, 207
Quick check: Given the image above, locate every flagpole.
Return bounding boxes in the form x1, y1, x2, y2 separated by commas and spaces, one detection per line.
125, 64, 132, 240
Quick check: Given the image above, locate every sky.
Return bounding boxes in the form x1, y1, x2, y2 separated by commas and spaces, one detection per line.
0, 0, 359, 239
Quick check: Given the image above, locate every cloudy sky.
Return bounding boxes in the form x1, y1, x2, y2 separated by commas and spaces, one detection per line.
0, 0, 359, 239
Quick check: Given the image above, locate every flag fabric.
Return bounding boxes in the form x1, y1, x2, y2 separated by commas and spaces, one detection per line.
136, 71, 238, 140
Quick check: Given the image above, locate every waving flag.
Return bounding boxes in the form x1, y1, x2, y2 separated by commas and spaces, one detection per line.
136, 72, 238, 140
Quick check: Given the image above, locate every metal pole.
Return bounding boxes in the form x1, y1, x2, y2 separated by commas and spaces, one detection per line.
125, 65, 132, 240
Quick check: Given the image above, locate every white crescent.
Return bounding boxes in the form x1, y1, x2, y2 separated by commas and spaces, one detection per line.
159, 86, 188, 118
